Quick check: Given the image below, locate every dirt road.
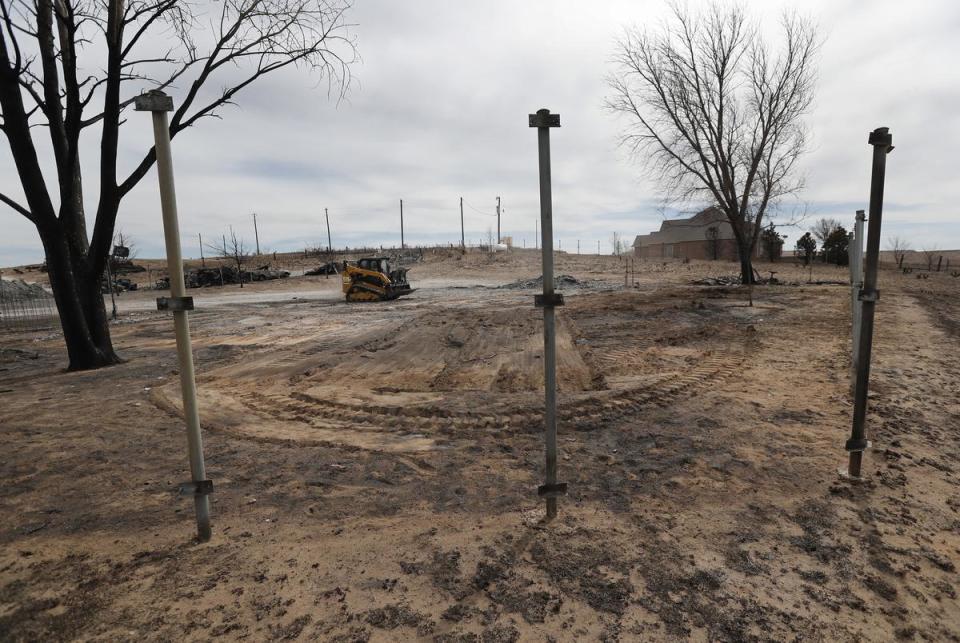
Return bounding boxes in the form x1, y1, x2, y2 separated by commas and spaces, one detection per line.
1, 255, 958, 641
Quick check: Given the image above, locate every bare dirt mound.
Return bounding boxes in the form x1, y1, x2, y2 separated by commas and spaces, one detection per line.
152, 288, 749, 454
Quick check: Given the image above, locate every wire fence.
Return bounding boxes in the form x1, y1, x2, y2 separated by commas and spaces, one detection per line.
0, 280, 59, 332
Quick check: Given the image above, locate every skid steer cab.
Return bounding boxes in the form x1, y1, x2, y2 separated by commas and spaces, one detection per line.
341, 257, 415, 302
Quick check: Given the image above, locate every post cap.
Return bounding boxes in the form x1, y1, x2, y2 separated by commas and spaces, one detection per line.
868, 127, 893, 152
529, 109, 560, 128
855, 209, 865, 220
134, 90, 174, 112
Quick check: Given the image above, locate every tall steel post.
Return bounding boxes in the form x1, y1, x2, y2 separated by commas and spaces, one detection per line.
400, 199, 405, 249
460, 197, 465, 250
325, 207, 332, 252
105, 260, 118, 320
529, 108, 566, 519
496, 196, 501, 244
846, 128, 894, 478
850, 210, 865, 391
135, 91, 212, 540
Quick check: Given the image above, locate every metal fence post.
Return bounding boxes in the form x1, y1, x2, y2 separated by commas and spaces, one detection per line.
135, 90, 212, 540
850, 210, 865, 393
529, 108, 566, 519
845, 128, 894, 478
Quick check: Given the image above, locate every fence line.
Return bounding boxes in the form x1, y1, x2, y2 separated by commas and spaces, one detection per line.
0, 280, 59, 332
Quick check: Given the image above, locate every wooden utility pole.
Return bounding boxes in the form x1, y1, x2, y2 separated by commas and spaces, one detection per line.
252, 212, 260, 256
199, 233, 205, 267
400, 199, 405, 249
846, 127, 894, 479
529, 108, 566, 520
460, 197, 465, 250
325, 208, 332, 252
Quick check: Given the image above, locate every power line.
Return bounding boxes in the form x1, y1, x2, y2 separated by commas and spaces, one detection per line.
463, 199, 498, 217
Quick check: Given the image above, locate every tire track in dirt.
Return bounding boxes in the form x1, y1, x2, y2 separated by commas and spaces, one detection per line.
211, 348, 747, 445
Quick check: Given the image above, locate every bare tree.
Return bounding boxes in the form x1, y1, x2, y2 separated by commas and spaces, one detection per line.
112, 228, 137, 260
0, 0, 356, 370
607, 2, 820, 284
610, 231, 626, 256
209, 227, 250, 288
885, 235, 911, 267
921, 245, 940, 271
811, 217, 841, 244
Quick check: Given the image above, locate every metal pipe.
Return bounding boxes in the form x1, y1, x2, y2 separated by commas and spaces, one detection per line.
136, 91, 211, 540
105, 259, 118, 320
847, 128, 893, 478
530, 108, 563, 519
325, 207, 332, 252
850, 210, 865, 392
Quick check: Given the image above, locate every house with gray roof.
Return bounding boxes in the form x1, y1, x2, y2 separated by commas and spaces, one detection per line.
632, 207, 761, 260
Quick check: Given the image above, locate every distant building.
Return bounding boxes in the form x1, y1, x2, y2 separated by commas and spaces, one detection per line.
632, 207, 761, 260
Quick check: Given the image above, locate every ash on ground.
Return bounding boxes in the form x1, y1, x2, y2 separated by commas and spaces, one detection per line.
500, 274, 609, 290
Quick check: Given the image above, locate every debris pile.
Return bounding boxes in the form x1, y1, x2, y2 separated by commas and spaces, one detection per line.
0, 278, 50, 299
102, 277, 139, 294
154, 266, 290, 290
500, 274, 596, 290
306, 262, 340, 276
110, 260, 146, 274
691, 275, 743, 286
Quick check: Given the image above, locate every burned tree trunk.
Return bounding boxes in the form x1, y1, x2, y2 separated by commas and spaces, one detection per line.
39, 221, 120, 370
0, 0, 355, 370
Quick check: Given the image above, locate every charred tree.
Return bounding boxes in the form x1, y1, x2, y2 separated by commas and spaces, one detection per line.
0, 0, 355, 369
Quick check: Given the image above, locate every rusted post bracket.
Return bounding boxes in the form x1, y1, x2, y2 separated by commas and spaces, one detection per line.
157, 296, 195, 312
178, 479, 214, 497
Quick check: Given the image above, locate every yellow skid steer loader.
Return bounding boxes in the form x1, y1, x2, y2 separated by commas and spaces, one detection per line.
341, 257, 415, 302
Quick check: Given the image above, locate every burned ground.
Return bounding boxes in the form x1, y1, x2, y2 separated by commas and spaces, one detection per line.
1, 255, 958, 641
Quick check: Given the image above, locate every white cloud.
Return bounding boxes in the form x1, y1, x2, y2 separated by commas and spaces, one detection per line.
2, 0, 958, 265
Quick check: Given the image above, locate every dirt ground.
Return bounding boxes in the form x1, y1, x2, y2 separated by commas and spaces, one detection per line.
1, 251, 959, 642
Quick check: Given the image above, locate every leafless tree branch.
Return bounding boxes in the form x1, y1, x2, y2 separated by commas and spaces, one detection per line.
0, 0, 356, 368
606, 1, 820, 281
0, 191, 35, 222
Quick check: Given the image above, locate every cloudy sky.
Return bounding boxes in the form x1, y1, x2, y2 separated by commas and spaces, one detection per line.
1, 0, 959, 265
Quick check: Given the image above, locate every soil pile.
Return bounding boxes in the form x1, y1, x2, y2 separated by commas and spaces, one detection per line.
0, 278, 50, 299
